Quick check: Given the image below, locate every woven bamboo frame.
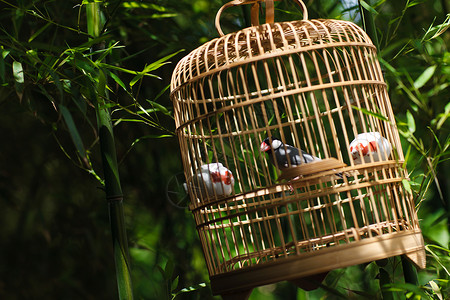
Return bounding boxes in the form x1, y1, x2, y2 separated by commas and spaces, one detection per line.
170, 0, 425, 296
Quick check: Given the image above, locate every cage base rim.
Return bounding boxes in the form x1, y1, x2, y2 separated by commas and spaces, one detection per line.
209, 230, 425, 295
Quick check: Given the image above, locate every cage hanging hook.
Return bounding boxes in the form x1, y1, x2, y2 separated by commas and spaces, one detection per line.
215, 0, 309, 36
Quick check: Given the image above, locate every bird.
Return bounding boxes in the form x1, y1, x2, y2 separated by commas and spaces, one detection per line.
260, 137, 345, 182
349, 132, 392, 164
184, 162, 234, 199
260, 137, 321, 170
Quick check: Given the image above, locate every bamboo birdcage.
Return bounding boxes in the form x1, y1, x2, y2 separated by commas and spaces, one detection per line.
170, 0, 425, 298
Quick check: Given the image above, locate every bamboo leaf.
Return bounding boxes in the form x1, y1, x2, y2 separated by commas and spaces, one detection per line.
97, 69, 107, 98
414, 65, 437, 89
108, 71, 128, 91
156, 83, 170, 99
114, 239, 134, 300
359, 0, 379, 16
406, 110, 416, 133
146, 99, 171, 115
82, 0, 103, 4
13, 61, 24, 98
95, 41, 121, 64
351, 105, 389, 122
129, 50, 183, 87
435, 102, 450, 130
143, 50, 183, 73
171, 276, 179, 292
1, 48, 10, 59
402, 179, 412, 194
426, 245, 450, 276
172, 283, 207, 299
428, 280, 443, 300
378, 57, 397, 74
26, 49, 41, 66
97, 62, 159, 78
130, 134, 173, 145
12, 61, 24, 83
164, 260, 174, 280
59, 104, 87, 159
0, 48, 9, 82
382, 283, 428, 297
407, 0, 423, 8
139, 13, 178, 19
28, 22, 51, 42
430, 14, 450, 39
122, 2, 168, 11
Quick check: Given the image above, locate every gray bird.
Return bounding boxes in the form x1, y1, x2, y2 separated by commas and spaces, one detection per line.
260, 137, 344, 179
260, 137, 320, 169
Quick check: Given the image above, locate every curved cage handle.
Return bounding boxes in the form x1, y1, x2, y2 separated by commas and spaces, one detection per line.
215, 0, 308, 36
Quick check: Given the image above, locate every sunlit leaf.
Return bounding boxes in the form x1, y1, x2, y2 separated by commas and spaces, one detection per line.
122, 2, 168, 11
359, 0, 379, 15
13, 61, 24, 98
0, 47, 10, 59
428, 280, 443, 300
12, 61, 24, 84
138, 13, 178, 19
407, 0, 423, 8
172, 283, 207, 299
81, 0, 103, 3
430, 15, 450, 39
414, 65, 437, 89
435, 102, 450, 130
402, 179, 412, 194
406, 110, 416, 133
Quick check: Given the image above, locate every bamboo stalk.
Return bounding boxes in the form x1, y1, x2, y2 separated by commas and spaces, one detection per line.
401, 255, 419, 286
378, 267, 394, 300
96, 84, 134, 299
86, 2, 134, 299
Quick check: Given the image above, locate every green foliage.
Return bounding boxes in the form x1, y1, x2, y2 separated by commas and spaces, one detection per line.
0, 0, 449, 299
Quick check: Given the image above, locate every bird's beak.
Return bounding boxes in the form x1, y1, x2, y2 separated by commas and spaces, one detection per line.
260, 141, 270, 152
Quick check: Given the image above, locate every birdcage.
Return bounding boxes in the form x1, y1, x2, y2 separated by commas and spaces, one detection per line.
170, 0, 425, 298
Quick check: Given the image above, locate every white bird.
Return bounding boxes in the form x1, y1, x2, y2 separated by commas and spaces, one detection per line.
349, 132, 392, 164
184, 162, 234, 199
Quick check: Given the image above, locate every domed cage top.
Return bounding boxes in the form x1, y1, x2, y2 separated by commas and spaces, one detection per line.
170, 0, 425, 296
